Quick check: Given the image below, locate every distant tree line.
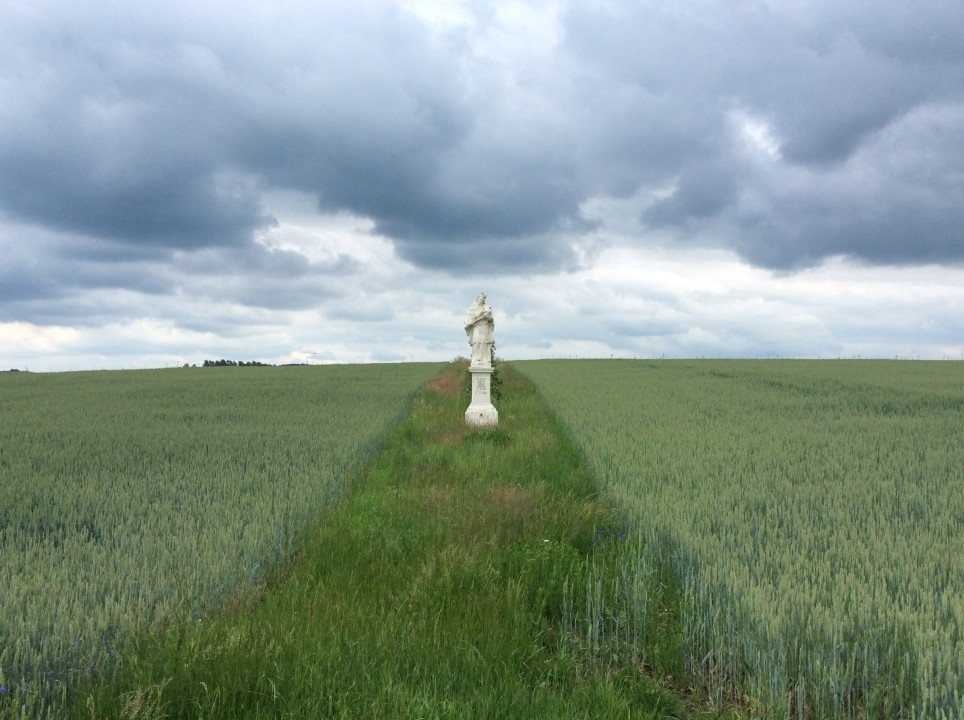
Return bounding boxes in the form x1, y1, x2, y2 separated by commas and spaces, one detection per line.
202, 359, 273, 367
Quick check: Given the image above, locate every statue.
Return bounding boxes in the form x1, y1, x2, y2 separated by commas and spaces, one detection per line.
463, 292, 498, 426
464, 292, 494, 368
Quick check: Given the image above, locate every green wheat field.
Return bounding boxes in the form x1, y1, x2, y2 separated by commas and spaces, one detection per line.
0, 360, 961, 719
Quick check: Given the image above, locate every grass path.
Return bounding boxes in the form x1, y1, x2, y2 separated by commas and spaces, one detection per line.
71, 362, 734, 719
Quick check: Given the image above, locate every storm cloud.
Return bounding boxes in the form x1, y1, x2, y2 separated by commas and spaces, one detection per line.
1, 0, 962, 368
3, 0, 961, 272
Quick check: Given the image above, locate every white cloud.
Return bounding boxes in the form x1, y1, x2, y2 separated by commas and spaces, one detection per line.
0, 322, 81, 356
5, 237, 964, 370
731, 108, 782, 161
1, 0, 963, 370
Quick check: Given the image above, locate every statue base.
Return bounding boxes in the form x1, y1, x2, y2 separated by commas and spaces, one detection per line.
465, 365, 499, 427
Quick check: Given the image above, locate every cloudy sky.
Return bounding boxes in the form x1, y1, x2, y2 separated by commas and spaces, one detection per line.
2, 0, 963, 371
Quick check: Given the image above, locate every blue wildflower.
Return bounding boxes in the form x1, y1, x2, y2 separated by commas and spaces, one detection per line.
0, 685, 7, 694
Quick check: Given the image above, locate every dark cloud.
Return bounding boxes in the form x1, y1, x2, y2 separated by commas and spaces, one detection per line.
0, 0, 962, 296
562, 0, 964, 268
179, 245, 359, 311
644, 161, 739, 227
0, 218, 360, 326
395, 231, 582, 273
0, 2, 271, 249
730, 101, 964, 269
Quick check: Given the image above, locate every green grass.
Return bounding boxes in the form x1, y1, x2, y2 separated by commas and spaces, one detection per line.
0, 363, 442, 717
516, 359, 964, 719
54, 362, 733, 719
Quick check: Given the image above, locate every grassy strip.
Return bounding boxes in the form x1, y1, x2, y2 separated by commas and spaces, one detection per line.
66, 362, 735, 719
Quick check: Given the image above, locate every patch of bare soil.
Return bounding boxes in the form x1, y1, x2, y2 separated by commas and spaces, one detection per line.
426, 368, 465, 395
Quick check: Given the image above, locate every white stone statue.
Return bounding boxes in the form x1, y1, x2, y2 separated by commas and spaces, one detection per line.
463, 292, 498, 426
464, 292, 494, 368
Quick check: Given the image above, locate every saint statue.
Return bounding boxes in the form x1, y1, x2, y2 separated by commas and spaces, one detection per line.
464, 292, 494, 368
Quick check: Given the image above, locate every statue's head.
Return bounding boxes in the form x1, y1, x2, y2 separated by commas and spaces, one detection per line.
478, 292, 486, 303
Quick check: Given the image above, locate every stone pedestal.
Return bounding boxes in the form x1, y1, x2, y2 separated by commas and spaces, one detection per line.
465, 365, 498, 426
